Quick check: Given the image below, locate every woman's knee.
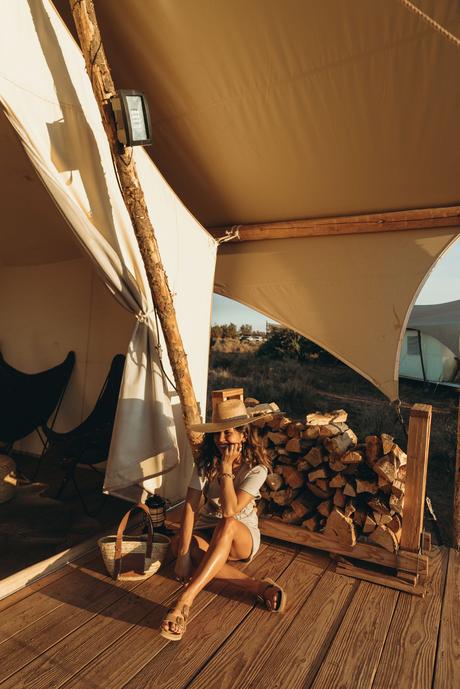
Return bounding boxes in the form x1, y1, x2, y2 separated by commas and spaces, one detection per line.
215, 516, 237, 536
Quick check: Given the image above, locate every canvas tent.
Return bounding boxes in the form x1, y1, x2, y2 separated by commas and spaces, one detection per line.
0, 0, 217, 503
1, 0, 460, 499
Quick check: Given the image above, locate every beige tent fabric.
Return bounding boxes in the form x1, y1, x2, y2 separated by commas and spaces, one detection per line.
0, 0, 217, 500
55, 0, 460, 227
215, 228, 459, 400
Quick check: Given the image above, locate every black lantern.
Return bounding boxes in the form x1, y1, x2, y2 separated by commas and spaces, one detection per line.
111, 89, 152, 147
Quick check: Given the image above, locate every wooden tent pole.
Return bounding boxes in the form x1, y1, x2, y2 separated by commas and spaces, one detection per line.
68, 0, 202, 455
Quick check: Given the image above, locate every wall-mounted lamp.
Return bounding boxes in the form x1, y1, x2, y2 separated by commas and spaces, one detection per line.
110, 89, 152, 147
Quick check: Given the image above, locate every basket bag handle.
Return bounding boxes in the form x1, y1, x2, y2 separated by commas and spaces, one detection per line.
113, 502, 153, 579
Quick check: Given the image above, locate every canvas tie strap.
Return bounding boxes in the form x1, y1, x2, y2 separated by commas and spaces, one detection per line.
217, 225, 240, 245
398, 0, 460, 49
135, 309, 153, 324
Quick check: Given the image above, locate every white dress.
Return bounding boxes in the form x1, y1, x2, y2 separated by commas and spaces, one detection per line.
188, 462, 268, 562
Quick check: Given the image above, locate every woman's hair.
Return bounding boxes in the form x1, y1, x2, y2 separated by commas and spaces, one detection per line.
197, 424, 271, 483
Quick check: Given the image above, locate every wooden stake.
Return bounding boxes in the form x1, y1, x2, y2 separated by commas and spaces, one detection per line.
68, 0, 202, 454
454, 390, 460, 549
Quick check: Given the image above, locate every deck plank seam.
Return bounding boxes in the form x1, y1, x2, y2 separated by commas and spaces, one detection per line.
430, 546, 452, 689
368, 587, 402, 689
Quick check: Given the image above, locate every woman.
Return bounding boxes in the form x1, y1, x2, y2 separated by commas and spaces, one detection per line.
160, 397, 287, 641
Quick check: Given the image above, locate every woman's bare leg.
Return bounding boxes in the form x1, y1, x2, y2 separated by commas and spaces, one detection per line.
162, 520, 278, 635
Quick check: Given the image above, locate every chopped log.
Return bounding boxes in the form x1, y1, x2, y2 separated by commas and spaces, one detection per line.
244, 397, 260, 407
267, 432, 288, 446
281, 507, 303, 524
290, 498, 312, 519
256, 498, 269, 516
333, 488, 346, 508
355, 479, 379, 495
352, 509, 366, 528
344, 501, 356, 518
391, 444, 407, 467
302, 426, 320, 440
363, 514, 377, 534
260, 485, 271, 500
396, 465, 407, 481
381, 433, 395, 455
276, 447, 290, 456
317, 500, 333, 517
328, 454, 347, 472
266, 473, 284, 491
389, 493, 404, 515
308, 466, 328, 482
305, 411, 334, 426
268, 415, 291, 431
281, 466, 305, 489
365, 435, 383, 466
342, 463, 360, 476
323, 508, 356, 546
374, 455, 397, 483
315, 479, 330, 493
302, 514, 321, 532
392, 479, 405, 499
342, 450, 363, 464
343, 481, 357, 497
387, 514, 402, 542
329, 473, 346, 488
324, 429, 358, 455
296, 458, 311, 472
286, 422, 305, 438
271, 487, 300, 506
331, 409, 348, 423
368, 525, 399, 552
306, 482, 331, 499
372, 511, 393, 526
303, 447, 324, 467
368, 497, 391, 515
285, 437, 302, 453
319, 424, 342, 439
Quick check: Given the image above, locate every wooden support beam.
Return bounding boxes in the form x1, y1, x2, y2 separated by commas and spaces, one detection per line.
210, 206, 460, 243
69, 0, 202, 455
399, 404, 432, 553
453, 390, 460, 549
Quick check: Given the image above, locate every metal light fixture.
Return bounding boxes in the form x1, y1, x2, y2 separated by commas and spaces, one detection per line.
111, 89, 152, 147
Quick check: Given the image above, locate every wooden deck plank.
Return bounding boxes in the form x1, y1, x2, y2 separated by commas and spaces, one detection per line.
0, 561, 183, 689
125, 550, 310, 689
0, 550, 99, 614
372, 546, 448, 689
0, 554, 104, 646
59, 543, 293, 689
188, 553, 347, 689
308, 582, 399, 689
433, 548, 460, 689
0, 559, 145, 682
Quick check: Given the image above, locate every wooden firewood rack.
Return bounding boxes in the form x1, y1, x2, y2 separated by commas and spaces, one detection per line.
259, 404, 432, 596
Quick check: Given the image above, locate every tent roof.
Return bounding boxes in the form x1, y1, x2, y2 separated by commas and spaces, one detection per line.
55, 0, 460, 228
408, 300, 460, 355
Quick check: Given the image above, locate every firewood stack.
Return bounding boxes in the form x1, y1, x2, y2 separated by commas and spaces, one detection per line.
250, 402, 406, 552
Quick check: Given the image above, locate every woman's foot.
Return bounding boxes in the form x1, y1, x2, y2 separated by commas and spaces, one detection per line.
160, 600, 190, 641
256, 578, 287, 613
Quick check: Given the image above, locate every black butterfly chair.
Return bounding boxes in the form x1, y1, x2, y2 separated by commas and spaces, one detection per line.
0, 351, 76, 477
42, 354, 126, 516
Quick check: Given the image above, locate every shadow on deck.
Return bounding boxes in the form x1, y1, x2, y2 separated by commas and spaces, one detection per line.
0, 520, 458, 689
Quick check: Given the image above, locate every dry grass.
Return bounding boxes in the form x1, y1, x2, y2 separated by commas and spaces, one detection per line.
207, 342, 458, 545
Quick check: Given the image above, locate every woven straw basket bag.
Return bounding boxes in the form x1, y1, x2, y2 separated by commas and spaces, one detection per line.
99, 502, 170, 580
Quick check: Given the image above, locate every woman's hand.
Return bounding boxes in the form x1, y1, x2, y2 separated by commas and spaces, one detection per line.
174, 552, 193, 584
220, 442, 242, 472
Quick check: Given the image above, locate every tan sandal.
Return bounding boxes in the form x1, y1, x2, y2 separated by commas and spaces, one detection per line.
159, 604, 190, 641
257, 577, 287, 613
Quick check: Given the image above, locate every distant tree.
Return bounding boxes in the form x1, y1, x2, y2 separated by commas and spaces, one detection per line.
211, 324, 223, 339
257, 327, 341, 364
221, 322, 238, 339
239, 323, 253, 337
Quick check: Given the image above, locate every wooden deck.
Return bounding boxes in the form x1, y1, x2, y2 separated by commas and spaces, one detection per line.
0, 535, 458, 689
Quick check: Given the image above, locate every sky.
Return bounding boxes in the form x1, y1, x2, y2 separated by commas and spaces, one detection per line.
212, 238, 460, 328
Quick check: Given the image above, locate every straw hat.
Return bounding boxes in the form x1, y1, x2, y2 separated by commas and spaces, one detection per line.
190, 398, 281, 433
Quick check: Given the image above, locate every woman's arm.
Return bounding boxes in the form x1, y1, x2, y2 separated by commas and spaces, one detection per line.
177, 486, 202, 555
219, 443, 258, 517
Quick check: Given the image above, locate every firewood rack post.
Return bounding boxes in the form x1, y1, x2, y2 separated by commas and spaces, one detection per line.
259, 403, 432, 596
